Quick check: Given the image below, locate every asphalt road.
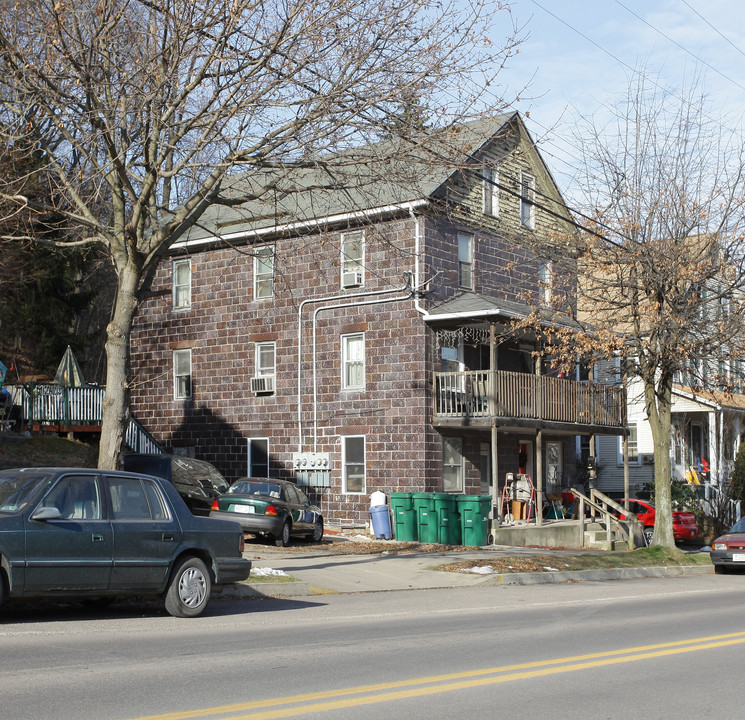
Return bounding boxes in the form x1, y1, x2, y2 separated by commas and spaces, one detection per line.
1, 574, 742, 720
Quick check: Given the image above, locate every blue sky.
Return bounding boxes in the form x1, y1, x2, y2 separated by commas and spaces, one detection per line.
488, 0, 745, 197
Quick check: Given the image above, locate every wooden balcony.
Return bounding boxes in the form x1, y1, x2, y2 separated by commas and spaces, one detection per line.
433, 370, 626, 432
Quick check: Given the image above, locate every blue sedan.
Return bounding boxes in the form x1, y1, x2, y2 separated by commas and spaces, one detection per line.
0, 468, 251, 617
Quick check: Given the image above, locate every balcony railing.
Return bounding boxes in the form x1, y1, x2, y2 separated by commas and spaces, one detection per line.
434, 370, 626, 428
5, 383, 163, 453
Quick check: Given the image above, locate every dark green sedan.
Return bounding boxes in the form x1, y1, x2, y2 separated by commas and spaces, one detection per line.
210, 478, 323, 546
0, 468, 251, 617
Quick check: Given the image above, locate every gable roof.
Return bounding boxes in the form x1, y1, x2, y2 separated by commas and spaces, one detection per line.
173, 112, 557, 249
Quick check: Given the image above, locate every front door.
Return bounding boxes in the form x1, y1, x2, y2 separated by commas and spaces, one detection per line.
24, 473, 112, 592
518, 440, 534, 480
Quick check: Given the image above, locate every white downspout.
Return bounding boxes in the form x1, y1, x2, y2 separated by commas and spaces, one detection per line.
297, 285, 404, 452
409, 208, 430, 319
311, 285, 414, 451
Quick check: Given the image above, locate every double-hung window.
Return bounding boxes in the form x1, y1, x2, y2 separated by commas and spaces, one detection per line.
342, 333, 365, 390
341, 231, 364, 287
618, 424, 639, 465
254, 246, 275, 299
248, 438, 270, 477
343, 435, 365, 493
538, 260, 552, 307
173, 349, 192, 400
442, 437, 464, 493
520, 172, 535, 229
482, 165, 499, 216
173, 259, 191, 310
458, 233, 474, 290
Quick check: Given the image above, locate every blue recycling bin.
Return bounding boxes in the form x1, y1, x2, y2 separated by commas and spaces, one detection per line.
369, 505, 392, 539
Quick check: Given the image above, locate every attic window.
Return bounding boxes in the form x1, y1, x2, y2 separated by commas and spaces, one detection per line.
482, 165, 499, 217
520, 173, 535, 229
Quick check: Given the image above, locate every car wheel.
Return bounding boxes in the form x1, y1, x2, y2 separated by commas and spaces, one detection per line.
644, 527, 654, 545
275, 520, 291, 547
310, 518, 324, 543
164, 556, 212, 618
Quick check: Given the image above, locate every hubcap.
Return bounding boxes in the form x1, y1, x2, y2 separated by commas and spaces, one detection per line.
178, 567, 207, 608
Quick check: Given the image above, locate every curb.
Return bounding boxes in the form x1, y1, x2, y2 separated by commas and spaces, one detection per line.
214, 581, 311, 599
480, 564, 713, 586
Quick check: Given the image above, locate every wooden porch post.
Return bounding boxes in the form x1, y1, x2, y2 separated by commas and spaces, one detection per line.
489, 322, 499, 518
536, 429, 543, 526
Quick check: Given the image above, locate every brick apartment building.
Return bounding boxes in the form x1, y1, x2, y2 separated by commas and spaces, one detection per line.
129, 112, 626, 525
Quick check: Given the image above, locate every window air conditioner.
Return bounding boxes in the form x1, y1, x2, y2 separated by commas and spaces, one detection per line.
342, 271, 363, 288
250, 375, 275, 394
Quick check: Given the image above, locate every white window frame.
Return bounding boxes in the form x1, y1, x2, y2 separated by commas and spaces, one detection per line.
172, 258, 192, 310
538, 260, 552, 307
255, 342, 276, 378
458, 233, 474, 290
341, 230, 365, 287
254, 246, 275, 299
482, 165, 499, 217
442, 436, 464, 493
520, 172, 535, 229
342, 435, 366, 494
342, 333, 365, 390
618, 424, 640, 465
247, 437, 270, 477
173, 349, 192, 400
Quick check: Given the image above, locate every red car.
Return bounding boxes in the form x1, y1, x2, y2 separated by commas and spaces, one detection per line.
619, 499, 698, 545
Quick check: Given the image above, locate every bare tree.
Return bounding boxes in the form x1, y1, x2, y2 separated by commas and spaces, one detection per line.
542, 72, 745, 547
0, 0, 522, 468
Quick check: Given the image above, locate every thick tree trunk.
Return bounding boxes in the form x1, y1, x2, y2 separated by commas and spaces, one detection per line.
644, 377, 676, 547
97, 262, 141, 470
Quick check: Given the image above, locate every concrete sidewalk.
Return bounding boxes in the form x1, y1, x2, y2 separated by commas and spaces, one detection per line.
216, 537, 713, 599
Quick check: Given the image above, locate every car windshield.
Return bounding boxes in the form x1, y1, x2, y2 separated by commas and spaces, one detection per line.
0, 470, 53, 513
728, 517, 745, 534
228, 480, 282, 499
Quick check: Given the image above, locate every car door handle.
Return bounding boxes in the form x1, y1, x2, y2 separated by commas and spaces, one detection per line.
92, 533, 105, 542
161, 533, 175, 542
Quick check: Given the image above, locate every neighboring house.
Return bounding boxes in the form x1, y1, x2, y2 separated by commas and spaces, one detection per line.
594, 360, 745, 496
129, 113, 626, 526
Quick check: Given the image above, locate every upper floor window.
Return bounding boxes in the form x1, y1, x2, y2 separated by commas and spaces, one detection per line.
482, 165, 499, 217
520, 172, 535, 229
254, 246, 275, 299
342, 333, 365, 390
250, 343, 276, 394
342, 435, 366, 493
173, 259, 191, 310
341, 231, 364, 288
538, 260, 552, 306
173, 349, 192, 400
458, 233, 474, 290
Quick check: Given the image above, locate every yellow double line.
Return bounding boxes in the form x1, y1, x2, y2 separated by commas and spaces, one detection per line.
132, 631, 745, 720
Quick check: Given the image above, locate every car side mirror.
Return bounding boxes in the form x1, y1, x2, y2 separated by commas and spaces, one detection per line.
31, 506, 62, 521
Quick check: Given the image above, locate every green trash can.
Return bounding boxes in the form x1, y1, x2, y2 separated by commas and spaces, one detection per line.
432, 492, 461, 545
390, 492, 417, 541
457, 495, 492, 546
412, 492, 438, 544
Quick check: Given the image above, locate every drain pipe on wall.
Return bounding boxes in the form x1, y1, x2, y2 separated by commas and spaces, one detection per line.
297, 282, 412, 453
310, 280, 414, 452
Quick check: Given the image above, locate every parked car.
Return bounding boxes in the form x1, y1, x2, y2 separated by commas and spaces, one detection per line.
618, 498, 699, 545
0, 467, 251, 617
710, 517, 745, 573
210, 478, 323, 547
123, 454, 229, 516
